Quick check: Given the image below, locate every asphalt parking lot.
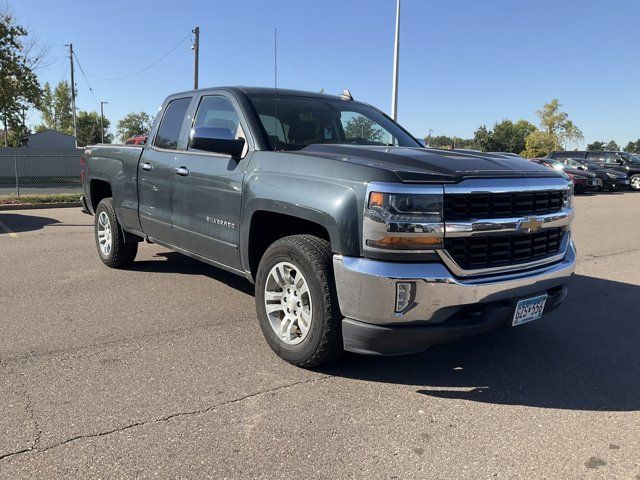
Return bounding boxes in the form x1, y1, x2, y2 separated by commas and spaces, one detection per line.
1, 193, 639, 479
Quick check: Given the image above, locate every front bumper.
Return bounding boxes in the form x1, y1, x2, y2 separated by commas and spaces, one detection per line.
611, 178, 630, 189
333, 240, 576, 355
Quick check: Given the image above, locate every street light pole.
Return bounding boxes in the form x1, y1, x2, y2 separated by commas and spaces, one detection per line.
100, 101, 108, 143
193, 26, 200, 89
391, 0, 401, 121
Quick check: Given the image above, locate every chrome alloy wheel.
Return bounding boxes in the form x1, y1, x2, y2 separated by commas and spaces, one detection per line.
97, 211, 113, 256
264, 262, 313, 345
631, 176, 640, 190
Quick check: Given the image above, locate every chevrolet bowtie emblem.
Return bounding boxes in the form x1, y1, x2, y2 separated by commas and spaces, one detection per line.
519, 216, 542, 233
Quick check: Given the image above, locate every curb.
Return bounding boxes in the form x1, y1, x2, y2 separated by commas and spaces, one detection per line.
0, 202, 82, 211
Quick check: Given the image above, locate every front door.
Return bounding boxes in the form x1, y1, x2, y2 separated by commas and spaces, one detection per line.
138, 96, 192, 243
171, 94, 249, 271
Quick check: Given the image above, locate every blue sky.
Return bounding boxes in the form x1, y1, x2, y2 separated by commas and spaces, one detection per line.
8, 0, 640, 146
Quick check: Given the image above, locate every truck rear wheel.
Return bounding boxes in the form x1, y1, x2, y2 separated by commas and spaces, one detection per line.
94, 197, 138, 269
255, 235, 343, 368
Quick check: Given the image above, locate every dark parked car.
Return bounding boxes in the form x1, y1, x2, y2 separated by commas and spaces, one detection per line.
531, 159, 600, 193
549, 151, 640, 190
553, 158, 629, 191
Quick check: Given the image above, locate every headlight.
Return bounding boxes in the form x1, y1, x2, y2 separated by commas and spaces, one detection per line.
606, 172, 623, 179
563, 184, 573, 208
363, 184, 444, 252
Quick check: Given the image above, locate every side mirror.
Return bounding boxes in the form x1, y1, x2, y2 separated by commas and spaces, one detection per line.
616, 158, 625, 165
190, 127, 245, 158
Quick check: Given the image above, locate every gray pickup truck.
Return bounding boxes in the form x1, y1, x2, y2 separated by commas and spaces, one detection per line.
81, 87, 576, 367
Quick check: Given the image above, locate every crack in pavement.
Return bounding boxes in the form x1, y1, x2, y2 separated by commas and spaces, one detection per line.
580, 247, 640, 262
19, 373, 42, 451
1, 316, 248, 366
0, 374, 333, 463
0, 366, 43, 462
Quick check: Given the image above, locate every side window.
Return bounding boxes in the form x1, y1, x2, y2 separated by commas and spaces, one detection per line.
603, 152, 617, 164
587, 152, 605, 162
154, 97, 191, 150
192, 96, 244, 140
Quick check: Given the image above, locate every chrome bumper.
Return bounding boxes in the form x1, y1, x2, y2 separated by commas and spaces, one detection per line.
333, 240, 576, 326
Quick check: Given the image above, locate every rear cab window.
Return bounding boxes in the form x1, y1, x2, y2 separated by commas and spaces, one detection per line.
154, 97, 192, 150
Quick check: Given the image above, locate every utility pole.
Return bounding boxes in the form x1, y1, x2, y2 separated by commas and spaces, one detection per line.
426, 128, 433, 146
100, 101, 108, 143
391, 0, 401, 121
67, 43, 78, 145
192, 26, 200, 89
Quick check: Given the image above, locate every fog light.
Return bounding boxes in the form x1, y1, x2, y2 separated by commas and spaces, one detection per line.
395, 282, 415, 313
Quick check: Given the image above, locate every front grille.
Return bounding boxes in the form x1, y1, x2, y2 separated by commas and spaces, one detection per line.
444, 190, 565, 220
444, 228, 564, 270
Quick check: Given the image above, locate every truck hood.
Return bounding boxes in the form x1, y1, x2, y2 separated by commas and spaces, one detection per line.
296, 145, 561, 183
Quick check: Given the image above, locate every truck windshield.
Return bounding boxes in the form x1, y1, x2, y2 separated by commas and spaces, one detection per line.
621, 152, 640, 163
247, 94, 420, 151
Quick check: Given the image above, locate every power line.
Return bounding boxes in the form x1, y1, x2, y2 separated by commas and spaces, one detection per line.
86, 34, 191, 81
72, 50, 99, 106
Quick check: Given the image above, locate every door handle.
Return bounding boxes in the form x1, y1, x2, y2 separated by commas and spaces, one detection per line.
141, 162, 152, 171
174, 166, 190, 176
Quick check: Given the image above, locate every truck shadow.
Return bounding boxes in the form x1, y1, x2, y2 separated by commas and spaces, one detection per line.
131, 251, 255, 295
323, 274, 640, 412
0, 213, 60, 233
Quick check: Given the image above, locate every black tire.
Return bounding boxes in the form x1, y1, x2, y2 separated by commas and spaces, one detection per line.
255, 235, 343, 368
630, 174, 640, 191
94, 197, 138, 269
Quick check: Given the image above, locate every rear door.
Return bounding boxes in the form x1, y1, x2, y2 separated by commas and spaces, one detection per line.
171, 93, 251, 271
138, 96, 192, 243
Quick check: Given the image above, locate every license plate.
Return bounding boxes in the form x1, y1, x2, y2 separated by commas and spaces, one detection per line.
512, 294, 548, 326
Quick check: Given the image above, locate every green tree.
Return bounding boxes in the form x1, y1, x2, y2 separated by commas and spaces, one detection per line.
605, 140, 619, 151
76, 110, 112, 146
344, 115, 383, 143
623, 139, 640, 154
423, 134, 474, 149
587, 141, 605, 151
116, 112, 153, 142
38, 81, 54, 127
535, 99, 583, 150
426, 135, 453, 148
493, 119, 537, 153
473, 125, 493, 151
521, 131, 557, 158
472, 120, 537, 153
36, 80, 74, 134
560, 120, 584, 149
0, 11, 41, 146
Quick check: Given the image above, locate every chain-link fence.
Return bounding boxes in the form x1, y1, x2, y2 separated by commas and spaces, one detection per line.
0, 148, 83, 197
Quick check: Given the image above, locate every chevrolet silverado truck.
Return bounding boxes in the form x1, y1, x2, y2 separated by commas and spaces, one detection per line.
81, 87, 576, 367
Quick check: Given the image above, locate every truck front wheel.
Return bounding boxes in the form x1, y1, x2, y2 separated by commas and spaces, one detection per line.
94, 197, 138, 268
255, 235, 343, 368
